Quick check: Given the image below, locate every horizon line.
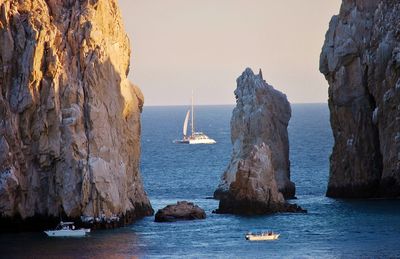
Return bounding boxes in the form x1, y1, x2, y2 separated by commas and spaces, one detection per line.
143, 102, 328, 107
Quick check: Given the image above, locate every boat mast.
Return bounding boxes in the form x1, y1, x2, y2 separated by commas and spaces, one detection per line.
191, 90, 194, 136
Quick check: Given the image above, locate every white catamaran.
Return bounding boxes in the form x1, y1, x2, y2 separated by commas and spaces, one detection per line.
175, 93, 216, 144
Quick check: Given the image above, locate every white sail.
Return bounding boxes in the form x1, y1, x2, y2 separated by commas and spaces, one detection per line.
183, 109, 190, 136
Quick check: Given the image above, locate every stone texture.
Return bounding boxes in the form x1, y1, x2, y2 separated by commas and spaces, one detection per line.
215, 68, 295, 200
214, 68, 302, 215
155, 201, 206, 222
0, 0, 153, 230
320, 0, 400, 198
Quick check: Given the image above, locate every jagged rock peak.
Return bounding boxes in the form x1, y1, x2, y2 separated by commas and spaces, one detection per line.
320, 0, 400, 198
0, 0, 153, 231
239, 67, 264, 81
214, 67, 301, 215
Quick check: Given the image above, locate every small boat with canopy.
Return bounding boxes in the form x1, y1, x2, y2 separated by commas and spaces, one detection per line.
44, 221, 90, 237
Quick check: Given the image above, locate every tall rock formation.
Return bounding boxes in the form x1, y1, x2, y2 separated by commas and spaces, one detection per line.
320, 1, 400, 198
0, 0, 153, 230
214, 68, 303, 215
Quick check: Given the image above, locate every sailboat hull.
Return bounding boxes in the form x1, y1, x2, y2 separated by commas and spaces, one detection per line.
187, 138, 216, 144
174, 137, 216, 145
174, 135, 217, 145
175, 140, 216, 144
174, 139, 190, 144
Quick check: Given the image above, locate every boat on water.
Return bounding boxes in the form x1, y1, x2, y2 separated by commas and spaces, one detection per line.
175, 93, 216, 144
44, 221, 90, 237
245, 231, 280, 241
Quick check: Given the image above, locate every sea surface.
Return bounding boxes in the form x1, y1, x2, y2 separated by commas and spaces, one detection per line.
1, 104, 400, 258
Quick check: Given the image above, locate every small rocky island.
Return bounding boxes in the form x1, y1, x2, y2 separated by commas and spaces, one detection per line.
214, 68, 305, 215
155, 201, 206, 222
320, 0, 400, 198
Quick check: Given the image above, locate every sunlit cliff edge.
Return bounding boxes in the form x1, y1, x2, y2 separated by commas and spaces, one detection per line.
0, 0, 152, 231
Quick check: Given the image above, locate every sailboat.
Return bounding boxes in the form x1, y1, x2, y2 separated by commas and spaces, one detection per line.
175, 93, 216, 144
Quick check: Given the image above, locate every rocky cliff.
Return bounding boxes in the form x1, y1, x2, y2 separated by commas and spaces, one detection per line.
0, 0, 153, 230
320, 0, 400, 198
214, 68, 302, 214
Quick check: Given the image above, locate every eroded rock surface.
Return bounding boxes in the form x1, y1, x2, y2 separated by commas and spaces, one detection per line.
320, 0, 400, 198
0, 0, 153, 230
214, 68, 302, 215
155, 201, 206, 222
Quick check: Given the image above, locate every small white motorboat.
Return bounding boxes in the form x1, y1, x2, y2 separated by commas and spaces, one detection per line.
44, 221, 90, 237
245, 231, 280, 241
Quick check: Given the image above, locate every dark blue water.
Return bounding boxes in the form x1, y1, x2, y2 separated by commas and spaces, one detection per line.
2, 104, 400, 258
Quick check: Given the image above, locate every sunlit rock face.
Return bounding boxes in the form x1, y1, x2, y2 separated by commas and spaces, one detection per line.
320, 0, 400, 198
0, 0, 152, 230
214, 68, 302, 215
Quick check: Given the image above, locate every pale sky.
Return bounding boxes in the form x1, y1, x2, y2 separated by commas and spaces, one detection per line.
118, 0, 341, 106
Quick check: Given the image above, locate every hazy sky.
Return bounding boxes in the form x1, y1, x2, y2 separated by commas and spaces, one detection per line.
119, 0, 341, 106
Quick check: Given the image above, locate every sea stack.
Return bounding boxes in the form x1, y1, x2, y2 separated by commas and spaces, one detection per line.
214, 68, 303, 215
320, 1, 400, 198
0, 0, 153, 231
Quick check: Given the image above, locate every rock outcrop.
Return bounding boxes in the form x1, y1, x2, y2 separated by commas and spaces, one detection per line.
0, 0, 153, 231
155, 201, 206, 222
320, 1, 400, 198
214, 68, 303, 215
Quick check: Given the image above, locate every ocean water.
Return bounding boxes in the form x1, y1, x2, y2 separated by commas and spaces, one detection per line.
2, 104, 400, 258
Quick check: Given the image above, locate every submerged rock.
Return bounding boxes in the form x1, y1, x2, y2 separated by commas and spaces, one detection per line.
320, 1, 400, 198
214, 68, 302, 215
155, 201, 206, 222
0, 0, 153, 231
